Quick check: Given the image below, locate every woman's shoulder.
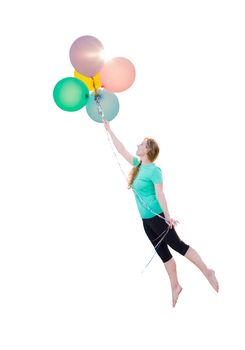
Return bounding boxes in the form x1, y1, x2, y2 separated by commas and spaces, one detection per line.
152, 162, 161, 169
151, 164, 162, 174
132, 156, 141, 166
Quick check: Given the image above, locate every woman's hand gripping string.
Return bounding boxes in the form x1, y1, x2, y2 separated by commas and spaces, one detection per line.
165, 217, 180, 229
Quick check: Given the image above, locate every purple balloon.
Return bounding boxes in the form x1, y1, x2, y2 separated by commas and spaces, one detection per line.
69, 35, 104, 78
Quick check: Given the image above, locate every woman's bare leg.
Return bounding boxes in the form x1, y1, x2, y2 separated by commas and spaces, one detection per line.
164, 258, 183, 307
184, 247, 219, 292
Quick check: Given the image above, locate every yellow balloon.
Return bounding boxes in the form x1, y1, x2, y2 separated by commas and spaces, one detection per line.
74, 71, 101, 91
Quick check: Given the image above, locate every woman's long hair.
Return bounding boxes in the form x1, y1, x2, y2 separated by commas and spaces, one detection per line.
127, 137, 160, 189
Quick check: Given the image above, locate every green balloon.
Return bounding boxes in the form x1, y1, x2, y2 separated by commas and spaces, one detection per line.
53, 77, 89, 112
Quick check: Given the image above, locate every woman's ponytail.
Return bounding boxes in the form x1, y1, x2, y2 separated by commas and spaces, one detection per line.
127, 161, 142, 189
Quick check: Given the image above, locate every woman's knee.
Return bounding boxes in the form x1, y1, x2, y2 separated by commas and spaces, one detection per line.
166, 229, 189, 255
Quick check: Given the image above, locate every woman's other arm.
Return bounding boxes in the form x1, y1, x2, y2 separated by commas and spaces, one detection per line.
155, 184, 171, 219
155, 183, 180, 228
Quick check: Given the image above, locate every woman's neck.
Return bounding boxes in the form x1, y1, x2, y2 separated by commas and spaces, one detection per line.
140, 155, 152, 165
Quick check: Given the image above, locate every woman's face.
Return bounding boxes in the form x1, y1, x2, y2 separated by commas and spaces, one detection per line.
136, 140, 148, 157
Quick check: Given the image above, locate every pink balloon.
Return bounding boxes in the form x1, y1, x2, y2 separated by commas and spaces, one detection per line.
100, 57, 136, 92
69, 35, 104, 78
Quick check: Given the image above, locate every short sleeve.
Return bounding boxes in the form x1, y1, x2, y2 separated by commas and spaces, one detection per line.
132, 156, 140, 166
151, 167, 163, 184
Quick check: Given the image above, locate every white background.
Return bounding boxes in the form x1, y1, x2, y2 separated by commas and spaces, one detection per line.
1, 0, 245, 349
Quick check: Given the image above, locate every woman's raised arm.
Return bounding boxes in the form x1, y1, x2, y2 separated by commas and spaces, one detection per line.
103, 119, 134, 165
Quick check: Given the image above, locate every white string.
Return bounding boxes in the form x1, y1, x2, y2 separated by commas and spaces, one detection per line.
94, 97, 171, 271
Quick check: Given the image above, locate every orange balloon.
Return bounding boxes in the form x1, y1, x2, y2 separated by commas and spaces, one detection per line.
100, 57, 136, 93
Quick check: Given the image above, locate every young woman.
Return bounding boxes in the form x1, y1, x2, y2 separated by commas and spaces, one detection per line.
103, 119, 219, 307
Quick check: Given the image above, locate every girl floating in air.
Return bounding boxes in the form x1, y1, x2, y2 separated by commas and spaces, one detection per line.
103, 119, 219, 307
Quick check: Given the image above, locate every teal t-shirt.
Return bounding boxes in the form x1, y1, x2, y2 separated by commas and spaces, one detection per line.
131, 156, 163, 219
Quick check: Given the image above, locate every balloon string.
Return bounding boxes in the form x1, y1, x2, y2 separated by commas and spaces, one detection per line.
93, 97, 170, 271
92, 79, 104, 117
91, 77, 98, 97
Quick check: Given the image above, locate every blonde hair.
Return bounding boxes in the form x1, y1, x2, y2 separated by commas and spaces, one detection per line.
127, 137, 160, 189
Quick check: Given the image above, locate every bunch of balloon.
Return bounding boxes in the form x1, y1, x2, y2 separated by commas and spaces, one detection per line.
53, 35, 136, 123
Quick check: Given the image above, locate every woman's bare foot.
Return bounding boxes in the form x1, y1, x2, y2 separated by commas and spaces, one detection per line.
206, 269, 219, 292
172, 285, 183, 307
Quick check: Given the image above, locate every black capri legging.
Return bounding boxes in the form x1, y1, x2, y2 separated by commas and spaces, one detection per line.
142, 212, 190, 263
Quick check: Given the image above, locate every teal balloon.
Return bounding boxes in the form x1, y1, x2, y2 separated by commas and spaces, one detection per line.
53, 77, 89, 112
86, 89, 119, 123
